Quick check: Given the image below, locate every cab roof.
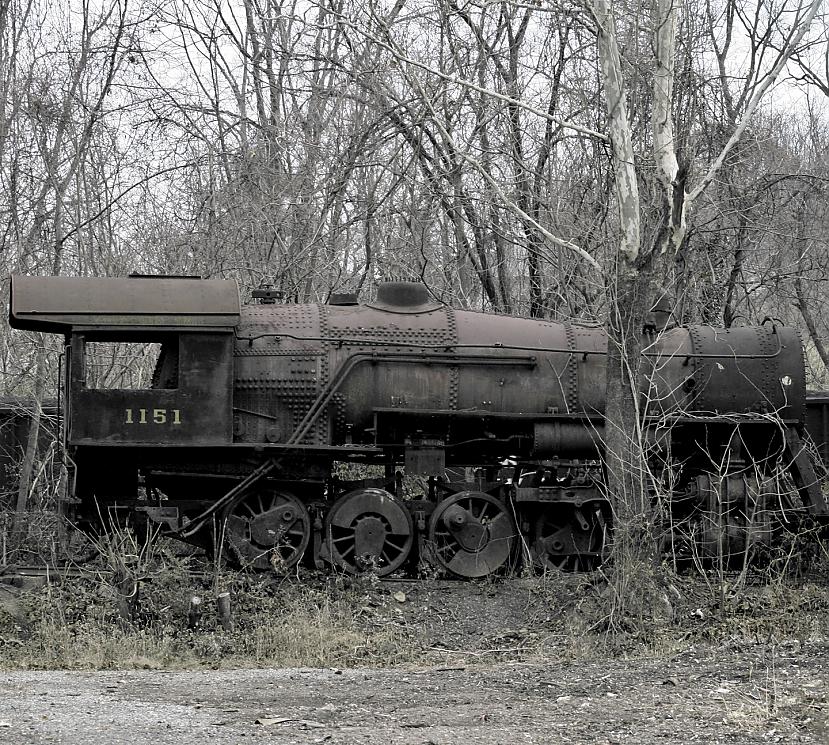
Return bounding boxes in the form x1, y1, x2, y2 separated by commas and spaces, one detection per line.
9, 275, 240, 333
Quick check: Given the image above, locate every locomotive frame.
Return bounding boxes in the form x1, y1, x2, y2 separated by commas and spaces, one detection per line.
9, 274, 828, 577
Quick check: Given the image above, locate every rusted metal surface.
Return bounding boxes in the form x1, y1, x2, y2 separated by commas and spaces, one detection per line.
68, 333, 234, 446
9, 275, 240, 332
6, 276, 825, 579
684, 324, 804, 420
530, 500, 606, 572
233, 303, 326, 445
232, 296, 805, 461
366, 280, 443, 313
225, 488, 311, 571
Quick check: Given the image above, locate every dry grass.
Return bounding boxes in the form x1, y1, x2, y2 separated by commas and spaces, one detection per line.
0, 524, 827, 670
0, 522, 417, 670
516, 557, 829, 661
0, 570, 417, 670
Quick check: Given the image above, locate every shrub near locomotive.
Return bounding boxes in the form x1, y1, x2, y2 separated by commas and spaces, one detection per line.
9, 275, 827, 576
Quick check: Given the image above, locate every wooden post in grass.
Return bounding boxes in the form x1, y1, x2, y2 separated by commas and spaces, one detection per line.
217, 591, 233, 631
115, 577, 137, 626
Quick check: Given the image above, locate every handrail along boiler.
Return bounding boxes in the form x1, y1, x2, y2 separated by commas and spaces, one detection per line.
9, 275, 827, 576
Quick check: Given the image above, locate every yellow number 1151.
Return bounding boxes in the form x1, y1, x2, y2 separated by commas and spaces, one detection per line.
125, 408, 182, 425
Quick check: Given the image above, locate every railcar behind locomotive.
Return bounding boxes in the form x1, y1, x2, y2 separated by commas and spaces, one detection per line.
8, 275, 827, 576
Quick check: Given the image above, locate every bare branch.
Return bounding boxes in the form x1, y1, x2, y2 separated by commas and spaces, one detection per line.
333, 9, 609, 143
687, 0, 824, 205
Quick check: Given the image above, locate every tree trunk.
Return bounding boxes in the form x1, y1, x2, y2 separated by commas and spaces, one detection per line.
603, 266, 656, 572
795, 275, 829, 375
594, 0, 660, 622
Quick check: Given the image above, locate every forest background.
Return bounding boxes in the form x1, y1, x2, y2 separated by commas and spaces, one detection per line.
4, 0, 829, 358
2, 0, 829, 586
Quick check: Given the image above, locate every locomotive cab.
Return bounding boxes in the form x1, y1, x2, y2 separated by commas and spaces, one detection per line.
65, 329, 235, 445
10, 275, 240, 447
10, 275, 240, 502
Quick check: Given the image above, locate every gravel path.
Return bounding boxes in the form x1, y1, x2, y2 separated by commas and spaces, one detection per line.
0, 644, 826, 744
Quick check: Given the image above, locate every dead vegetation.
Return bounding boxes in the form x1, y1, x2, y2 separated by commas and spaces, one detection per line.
0, 523, 827, 671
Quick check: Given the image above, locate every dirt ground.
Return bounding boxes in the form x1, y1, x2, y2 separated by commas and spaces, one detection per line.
0, 574, 828, 744
0, 644, 827, 744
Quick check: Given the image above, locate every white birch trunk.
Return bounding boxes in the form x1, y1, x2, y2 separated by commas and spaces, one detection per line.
593, 0, 640, 266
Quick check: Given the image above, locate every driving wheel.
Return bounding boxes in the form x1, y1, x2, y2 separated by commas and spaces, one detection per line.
428, 491, 517, 578
530, 504, 605, 572
324, 488, 413, 575
225, 489, 310, 571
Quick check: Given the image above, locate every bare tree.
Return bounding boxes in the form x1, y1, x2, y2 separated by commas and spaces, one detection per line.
589, 0, 823, 614
0, 0, 135, 523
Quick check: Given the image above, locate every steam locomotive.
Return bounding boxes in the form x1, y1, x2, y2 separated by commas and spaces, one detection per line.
9, 275, 827, 576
